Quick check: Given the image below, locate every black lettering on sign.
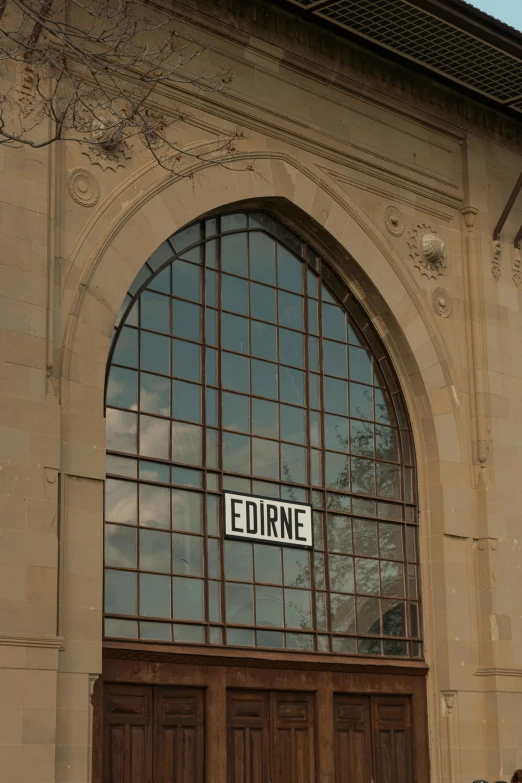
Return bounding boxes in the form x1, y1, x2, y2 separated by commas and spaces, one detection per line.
224, 492, 312, 549
231, 498, 243, 532
246, 501, 258, 534
280, 507, 293, 540
294, 508, 306, 541
267, 504, 278, 537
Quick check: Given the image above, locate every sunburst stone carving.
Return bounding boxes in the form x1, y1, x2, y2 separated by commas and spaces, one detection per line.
407, 223, 446, 279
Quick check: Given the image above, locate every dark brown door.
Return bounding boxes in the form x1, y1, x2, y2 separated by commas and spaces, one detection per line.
334, 694, 413, 783
227, 690, 315, 783
103, 684, 204, 783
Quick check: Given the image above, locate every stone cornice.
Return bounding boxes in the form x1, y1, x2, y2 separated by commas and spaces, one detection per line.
0, 633, 65, 649
187, 0, 522, 149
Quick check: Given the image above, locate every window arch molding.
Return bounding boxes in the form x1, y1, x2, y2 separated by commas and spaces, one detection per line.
104, 208, 422, 659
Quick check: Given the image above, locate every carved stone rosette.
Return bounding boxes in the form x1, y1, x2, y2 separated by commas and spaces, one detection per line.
432, 287, 453, 318
67, 168, 100, 207
384, 205, 405, 236
407, 223, 446, 279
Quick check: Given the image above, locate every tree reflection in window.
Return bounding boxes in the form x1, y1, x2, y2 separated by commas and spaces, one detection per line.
104, 210, 422, 658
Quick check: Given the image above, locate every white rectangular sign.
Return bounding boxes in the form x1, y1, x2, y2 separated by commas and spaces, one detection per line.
223, 491, 313, 549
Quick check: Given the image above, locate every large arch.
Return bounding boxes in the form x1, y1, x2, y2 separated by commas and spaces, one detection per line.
58, 150, 468, 782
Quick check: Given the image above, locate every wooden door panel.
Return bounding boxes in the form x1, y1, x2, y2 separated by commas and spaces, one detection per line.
271, 692, 315, 783
227, 690, 270, 783
333, 695, 372, 783
156, 687, 205, 783
372, 696, 413, 783
103, 684, 153, 783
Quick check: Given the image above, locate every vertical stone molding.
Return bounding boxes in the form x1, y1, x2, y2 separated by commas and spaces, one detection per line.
442, 691, 458, 783
462, 207, 490, 485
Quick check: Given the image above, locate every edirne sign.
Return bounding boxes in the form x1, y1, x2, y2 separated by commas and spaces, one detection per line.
223, 491, 313, 549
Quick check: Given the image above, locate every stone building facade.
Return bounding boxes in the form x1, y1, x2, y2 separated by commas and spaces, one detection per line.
1, 0, 522, 781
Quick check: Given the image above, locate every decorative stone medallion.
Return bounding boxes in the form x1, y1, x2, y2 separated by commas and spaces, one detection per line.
384, 205, 404, 236
81, 140, 132, 171
432, 287, 452, 318
407, 223, 446, 279
67, 168, 100, 207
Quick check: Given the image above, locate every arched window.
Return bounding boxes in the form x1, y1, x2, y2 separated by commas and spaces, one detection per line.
104, 210, 421, 658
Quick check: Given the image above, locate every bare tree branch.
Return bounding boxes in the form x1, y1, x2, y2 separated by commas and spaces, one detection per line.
0, 0, 242, 172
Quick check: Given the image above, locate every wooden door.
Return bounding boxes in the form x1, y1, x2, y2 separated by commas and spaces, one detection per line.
103, 684, 153, 783
227, 690, 315, 783
103, 684, 204, 783
333, 695, 372, 783
372, 696, 413, 783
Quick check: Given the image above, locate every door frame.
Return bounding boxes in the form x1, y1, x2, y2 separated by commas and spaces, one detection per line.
93, 644, 429, 783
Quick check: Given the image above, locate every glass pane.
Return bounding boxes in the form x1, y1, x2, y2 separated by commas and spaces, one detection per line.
410, 602, 420, 637
256, 585, 284, 627
222, 353, 250, 394
375, 426, 399, 461
277, 246, 303, 293
376, 463, 401, 499
140, 291, 169, 333
254, 544, 282, 584
140, 373, 170, 416
249, 233, 276, 285
223, 392, 250, 433
205, 269, 217, 307
350, 420, 374, 458
106, 409, 137, 453
106, 479, 137, 524
227, 628, 255, 647
284, 588, 311, 629
408, 565, 418, 600
206, 430, 218, 469
172, 340, 201, 382
171, 489, 202, 533
406, 527, 417, 561
222, 275, 248, 316
222, 214, 247, 231
310, 411, 321, 448
174, 624, 205, 643
325, 452, 350, 490
327, 493, 351, 513
250, 282, 276, 322
316, 592, 327, 630
283, 549, 310, 588
171, 422, 202, 466
279, 366, 304, 406
384, 640, 408, 656
379, 523, 404, 560
251, 321, 277, 360
206, 347, 217, 386
323, 340, 347, 378
172, 380, 201, 423
140, 573, 171, 618
208, 538, 220, 578
286, 633, 313, 650
324, 414, 349, 451
332, 637, 357, 654
172, 300, 201, 342
309, 373, 320, 409
349, 383, 373, 420
308, 299, 318, 335
205, 238, 217, 268
148, 266, 170, 294
356, 596, 381, 634
172, 259, 201, 302
349, 347, 372, 384
170, 466, 202, 488
353, 519, 379, 557
113, 327, 138, 368
358, 639, 382, 655
107, 367, 138, 409
328, 554, 354, 593
221, 233, 248, 277
105, 524, 137, 568
139, 529, 170, 572
223, 432, 251, 474
330, 593, 355, 633
322, 303, 346, 341
324, 377, 348, 416
172, 577, 204, 620
351, 458, 376, 495
206, 388, 217, 427
170, 223, 201, 252
257, 630, 284, 648
226, 582, 254, 624
278, 291, 303, 330
208, 580, 221, 622
252, 438, 279, 480
139, 415, 169, 459
140, 485, 170, 529
106, 455, 137, 478
355, 558, 380, 595
279, 328, 304, 368
206, 308, 217, 345
252, 398, 278, 439
172, 533, 203, 576
140, 621, 172, 641
280, 405, 306, 444
105, 570, 137, 615
308, 336, 319, 372
327, 514, 352, 554
380, 561, 404, 597
280, 443, 307, 484
382, 599, 406, 636
225, 541, 253, 581
374, 388, 393, 425
207, 495, 219, 536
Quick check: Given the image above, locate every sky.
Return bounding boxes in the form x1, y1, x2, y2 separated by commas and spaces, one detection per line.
467, 0, 522, 31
